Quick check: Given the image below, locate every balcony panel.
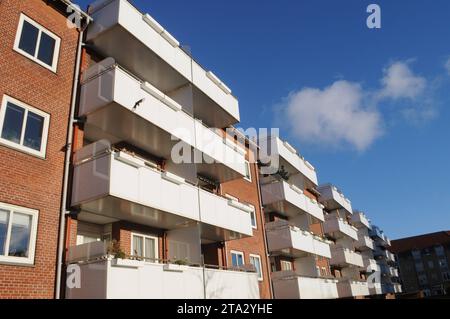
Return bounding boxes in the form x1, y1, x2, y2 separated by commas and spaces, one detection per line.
369, 283, 383, 295
363, 257, 380, 273
355, 234, 375, 251
66, 258, 259, 299
351, 212, 370, 229
71, 149, 252, 240
330, 247, 364, 268
259, 136, 318, 186
79, 62, 246, 182
272, 271, 338, 299
337, 280, 370, 298
317, 184, 353, 215
261, 181, 324, 221
265, 221, 331, 259
86, 0, 239, 128
324, 215, 358, 240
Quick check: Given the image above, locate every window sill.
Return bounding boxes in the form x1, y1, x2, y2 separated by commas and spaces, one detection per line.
0, 257, 35, 268
0, 139, 47, 160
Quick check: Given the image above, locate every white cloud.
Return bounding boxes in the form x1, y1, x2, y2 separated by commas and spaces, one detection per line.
283, 81, 383, 151
379, 61, 426, 100
445, 58, 450, 75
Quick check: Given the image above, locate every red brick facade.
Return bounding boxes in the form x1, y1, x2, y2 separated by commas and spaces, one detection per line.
0, 0, 80, 298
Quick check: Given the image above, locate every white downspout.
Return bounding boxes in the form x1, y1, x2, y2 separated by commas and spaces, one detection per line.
55, 16, 90, 299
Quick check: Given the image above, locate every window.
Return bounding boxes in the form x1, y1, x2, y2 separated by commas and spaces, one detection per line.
428, 260, 435, 269
131, 233, 158, 262
415, 262, 425, 272
418, 274, 428, 285
435, 246, 445, 257
231, 250, 244, 268
0, 202, 38, 265
248, 204, 257, 229
442, 271, 450, 281
412, 250, 421, 260
0, 96, 50, 158
280, 260, 293, 271
249, 254, 263, 281
438, 259, 448, 269
244, 160, 252, 182
14, 14, 61, 72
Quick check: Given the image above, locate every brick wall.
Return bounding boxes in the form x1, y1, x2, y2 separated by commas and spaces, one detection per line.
220, 149, 272, 299
0, 0, 79, 298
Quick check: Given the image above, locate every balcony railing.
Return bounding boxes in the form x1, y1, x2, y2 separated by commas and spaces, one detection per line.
71, 144, 253, 241
265, 221, 331, 259
261, 180, 324, 221
65, 255, 259, 299
258, 136, 318, 186
336, 279, 370, 298
351, 212, 371, 229
363, 256, 380, 273
369, 282, 382, 296
271, 271, 339, 299
354, 234, 375, 251
79, 60, 246, 182
330, 246, 364, 268
323, 214, 358, 240
86, 0, 239, 128
317, 184, 353, 215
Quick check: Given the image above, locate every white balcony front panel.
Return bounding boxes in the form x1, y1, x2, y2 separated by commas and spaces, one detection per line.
317, 184, 353, 215
324, 215, 358, 240
66, 259, 259, 299
369, 283, 383, 295
355, 234, 375, 251
259, 136, 318, 186
261, 181, 324, 221
86, 0, 239, 128
72, 150, 252, 241
337, 280, 370, 298
330, 247, 364, 268
351, 212, 370, 229
363, 257, 380, 273
79, 62, 246, 182
272, 272, 338, 299
265, 221, 331, 258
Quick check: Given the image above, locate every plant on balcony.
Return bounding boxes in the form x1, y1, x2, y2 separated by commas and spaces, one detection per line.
172, 258, 189, 266
107, 240, 126, 259
275, 165, 290, 181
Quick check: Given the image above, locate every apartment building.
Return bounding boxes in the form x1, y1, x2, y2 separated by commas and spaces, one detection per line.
318, 184, 370, 299
391, 231, 450, 297
0, 0, 88, 298
258, 135, 339, 299
370, 225, 402, 296
63, 0, 265, 299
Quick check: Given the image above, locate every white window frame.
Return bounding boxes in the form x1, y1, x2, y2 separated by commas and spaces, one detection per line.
0, 202, 39, 266
244, 160, 252, 182
280, 260, 293, 271
249, 254, 263, 281
13, 13, 61, 73
230, 250, 244, 268
131, 232, 159, 262
248, 204, 257, 229
0, 95, 50, 158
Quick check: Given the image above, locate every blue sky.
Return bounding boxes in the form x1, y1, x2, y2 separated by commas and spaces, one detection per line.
77, 0, 450, 239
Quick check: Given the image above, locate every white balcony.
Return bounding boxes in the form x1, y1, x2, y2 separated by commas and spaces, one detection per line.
330, 247, 364, 268
66, 258, 259, 299
369, 282, 382, 295
71, 145, 253, 241
317, 184, 353, 215
271, 271, 338, 299
393, 283, 402, 294
363, 257, 380, 273
336, 280, 370, 298
374, 248, 390, 260
351, 212, 371, 229
79, 60, 246, 182
261, 180, 324, 221
324, 214, 358, 240
86, 0, 239, 128
258, 136, 318, 187
389, 267, 399, 277
265, 221, 331, 259
355, 234, 375, 251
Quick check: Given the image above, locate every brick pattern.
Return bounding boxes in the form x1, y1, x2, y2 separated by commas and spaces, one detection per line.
0, 0, 78, 298
220, 149, 272, 299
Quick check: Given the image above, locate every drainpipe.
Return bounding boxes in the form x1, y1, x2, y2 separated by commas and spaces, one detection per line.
55, 16, 90, 299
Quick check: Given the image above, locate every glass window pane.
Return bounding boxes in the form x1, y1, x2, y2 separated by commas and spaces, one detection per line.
8, 212, 32, 257
145, 238, 156, 261
132, 235, 143, 257
23, 112, 44, 151
18, 20, 39, 56
237, 254, 243, 266
0, 209, 9, 256
250, 209, 256, 228
1, 103, 25, 144
251, 256, 262, 278
37, 32, 56, 66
